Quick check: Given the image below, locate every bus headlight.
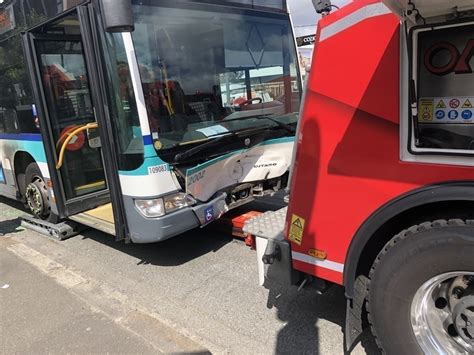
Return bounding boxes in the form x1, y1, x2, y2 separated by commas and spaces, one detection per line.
135, 193, 196, 218
135, 198, 165, 218
164, 193, 196, 213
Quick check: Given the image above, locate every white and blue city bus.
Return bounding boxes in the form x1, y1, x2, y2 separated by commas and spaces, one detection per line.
0, 0, 301, 243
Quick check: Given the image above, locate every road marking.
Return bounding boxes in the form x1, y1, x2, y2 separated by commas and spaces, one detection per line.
7, 242, 221, 354
8, 243, 87, 288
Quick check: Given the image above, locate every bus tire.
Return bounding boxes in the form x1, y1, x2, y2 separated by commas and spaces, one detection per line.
24, 163, 56, 222
367, 220, 474, 355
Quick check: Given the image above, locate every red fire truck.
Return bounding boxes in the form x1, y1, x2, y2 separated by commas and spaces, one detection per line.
244, 0, 474, 353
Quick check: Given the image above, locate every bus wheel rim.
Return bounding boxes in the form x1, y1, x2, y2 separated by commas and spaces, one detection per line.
411, 271, 474, 354
25, 179, 44, 216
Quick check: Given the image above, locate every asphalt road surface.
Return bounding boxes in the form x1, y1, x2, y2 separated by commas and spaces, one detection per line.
0, 196, 379, 354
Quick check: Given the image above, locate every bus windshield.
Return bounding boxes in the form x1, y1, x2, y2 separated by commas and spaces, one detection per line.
130, 2, 301, 156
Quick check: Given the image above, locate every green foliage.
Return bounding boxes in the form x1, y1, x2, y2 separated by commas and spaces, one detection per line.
0, 8, 47, 109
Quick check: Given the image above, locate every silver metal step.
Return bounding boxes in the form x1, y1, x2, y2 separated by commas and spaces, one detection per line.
21, 215, 86, 240
243, 207, 287, 240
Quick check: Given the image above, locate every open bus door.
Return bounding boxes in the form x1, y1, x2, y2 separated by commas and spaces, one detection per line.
21, 5, 128, 240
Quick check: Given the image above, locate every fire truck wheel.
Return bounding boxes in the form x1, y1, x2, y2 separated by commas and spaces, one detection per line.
367, 220, 474, 355
24, 163, 57, 222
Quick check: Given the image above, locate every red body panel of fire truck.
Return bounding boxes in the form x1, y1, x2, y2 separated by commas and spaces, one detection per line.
241, 0, 474, 352
286, 0, 474, 285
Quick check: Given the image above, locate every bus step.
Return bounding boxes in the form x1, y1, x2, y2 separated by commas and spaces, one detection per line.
20, 215, 87, 241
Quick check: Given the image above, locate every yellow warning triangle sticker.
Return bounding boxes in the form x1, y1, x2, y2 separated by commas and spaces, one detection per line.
289, 214, 305, 246
436, 100, 446, 109
292, 218, 303, 229
462, 99, 473, 108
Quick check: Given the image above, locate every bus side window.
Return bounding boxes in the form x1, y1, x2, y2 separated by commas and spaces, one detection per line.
0, 28, 41, 134
15, 102, 40, 134
0, 111, 4, 133
3, 109, 20, 133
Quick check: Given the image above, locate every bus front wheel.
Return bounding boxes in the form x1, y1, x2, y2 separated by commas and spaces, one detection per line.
24, 163, 56, 222
367, 220, 474, 354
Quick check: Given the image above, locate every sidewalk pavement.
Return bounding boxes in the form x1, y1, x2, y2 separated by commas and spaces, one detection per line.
0, 239, 160, 354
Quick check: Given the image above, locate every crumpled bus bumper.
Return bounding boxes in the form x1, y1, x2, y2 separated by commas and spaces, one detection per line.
124, 193, 228, 243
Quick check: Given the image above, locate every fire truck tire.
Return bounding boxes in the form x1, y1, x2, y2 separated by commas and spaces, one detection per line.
367, 219, 474, 355
24, 163, 57, 222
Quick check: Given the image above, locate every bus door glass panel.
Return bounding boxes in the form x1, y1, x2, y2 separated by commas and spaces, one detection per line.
36, 39, 107, 199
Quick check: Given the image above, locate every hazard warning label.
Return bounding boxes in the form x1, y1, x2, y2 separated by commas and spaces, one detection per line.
449, 98, 460, 109
462, 99, 473, 108
436, 100, 446, 109
419, 97, 474, 124
288, 214, 305, 246
419, 99, 434, 122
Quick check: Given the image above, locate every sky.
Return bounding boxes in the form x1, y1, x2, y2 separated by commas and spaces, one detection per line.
287, 0, 351, 36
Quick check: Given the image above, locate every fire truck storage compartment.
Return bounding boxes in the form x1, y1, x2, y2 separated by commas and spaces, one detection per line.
412, 20, 474, 151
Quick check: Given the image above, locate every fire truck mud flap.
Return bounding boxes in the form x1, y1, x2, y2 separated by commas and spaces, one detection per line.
243, 207, 298, 286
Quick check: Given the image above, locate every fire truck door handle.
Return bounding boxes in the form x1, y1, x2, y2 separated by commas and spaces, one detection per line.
262, 244, 281, 265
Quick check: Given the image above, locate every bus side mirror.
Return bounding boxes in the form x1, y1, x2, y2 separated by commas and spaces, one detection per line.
100, 0, 134, 33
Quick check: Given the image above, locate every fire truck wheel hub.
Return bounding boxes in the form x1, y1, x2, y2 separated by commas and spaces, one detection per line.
453, 296, 474, 343
411, 272, 474, 354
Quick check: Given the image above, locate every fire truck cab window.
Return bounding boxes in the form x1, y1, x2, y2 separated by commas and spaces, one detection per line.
415, 24, 474, 151
131, 2, 300, 158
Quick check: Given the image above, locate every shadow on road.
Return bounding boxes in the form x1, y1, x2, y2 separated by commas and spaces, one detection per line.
0, 195, 380, 354
72, 197, 380, 354
264, 279, 381, 354
0, 197, 27, 236
78, 196, 288, 267
0, 217, 22, 236
81, 220, 380, 354
79, 223, 234, 267
0, 196, 27, 212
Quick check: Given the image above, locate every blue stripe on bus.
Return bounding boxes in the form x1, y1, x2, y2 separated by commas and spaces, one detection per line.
0, 133, 42, 141
0, 163, 5, 184
260, 136, 294, 145
143, 135, 153, 145
0, 136, 47, 163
